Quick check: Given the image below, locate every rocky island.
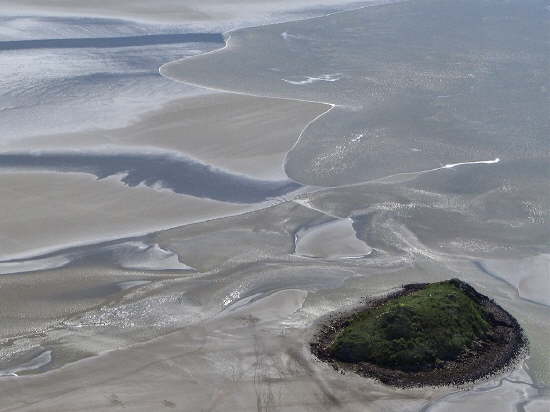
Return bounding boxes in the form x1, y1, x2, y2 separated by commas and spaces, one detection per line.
312, 279, 527, 387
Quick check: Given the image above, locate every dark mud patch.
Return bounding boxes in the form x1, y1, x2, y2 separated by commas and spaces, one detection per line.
0, 151, 300, 203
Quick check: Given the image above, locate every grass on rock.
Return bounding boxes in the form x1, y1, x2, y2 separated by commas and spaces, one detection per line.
330, 279, 490, 371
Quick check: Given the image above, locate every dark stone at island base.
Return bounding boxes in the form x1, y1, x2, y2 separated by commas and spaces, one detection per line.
310, 279, 528, 388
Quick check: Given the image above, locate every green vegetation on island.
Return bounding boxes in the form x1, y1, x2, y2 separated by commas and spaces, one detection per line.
330, 280, 490, 371
312, 279, 526, 386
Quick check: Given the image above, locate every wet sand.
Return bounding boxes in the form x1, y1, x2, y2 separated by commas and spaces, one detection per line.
294, 218, 372, 259
0, 289, 444, 412
0, 0, 371, 25
0, 0, 549, 411
162, 0, 550, 186
0, 172, 252, 260
11, 93, 327, 180
1, 94, 326, 259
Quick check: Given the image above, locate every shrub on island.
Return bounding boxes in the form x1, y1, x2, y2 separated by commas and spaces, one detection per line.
331, 280, 490, 371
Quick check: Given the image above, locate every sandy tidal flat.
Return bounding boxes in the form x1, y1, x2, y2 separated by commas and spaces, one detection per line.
0, 171, 256, 260
0, 0, 549, 411
0, 0, 371, 25
9, 93, 327, 180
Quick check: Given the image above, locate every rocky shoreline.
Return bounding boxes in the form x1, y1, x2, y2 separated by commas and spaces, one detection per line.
311, 280, 528, 388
